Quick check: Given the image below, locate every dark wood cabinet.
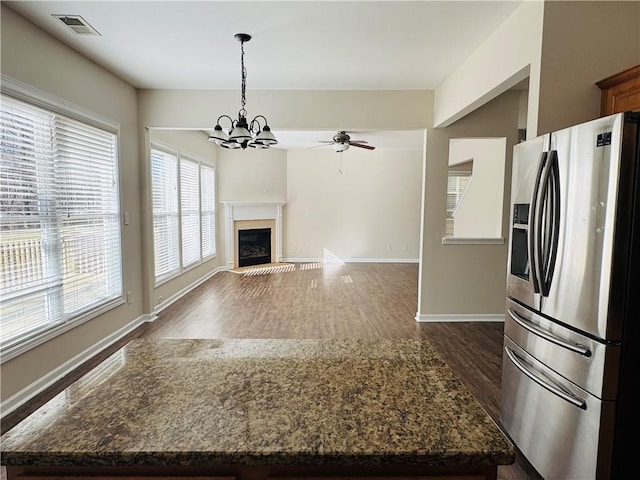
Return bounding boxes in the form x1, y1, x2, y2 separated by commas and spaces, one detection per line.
596, 64, 640, 116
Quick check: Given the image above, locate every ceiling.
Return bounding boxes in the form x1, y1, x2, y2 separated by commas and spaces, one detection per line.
5, 1, 524, 150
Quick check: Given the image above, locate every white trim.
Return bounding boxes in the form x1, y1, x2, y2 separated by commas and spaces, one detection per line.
415, 313, 505, 322
1, 74, 119, 132
284, 257, 419, 264
0, 313, 155, 420
154, 266, 225, 313
441, 237, 505, 245
222, 201, 286, 269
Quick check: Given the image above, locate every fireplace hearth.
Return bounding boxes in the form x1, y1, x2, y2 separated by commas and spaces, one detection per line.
238, 228, 272, 267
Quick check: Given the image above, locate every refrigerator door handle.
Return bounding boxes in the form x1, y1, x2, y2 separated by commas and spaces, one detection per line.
542, 150, 561, 296
506, 308, 592, 356
505, 346, 587, 410
534, 152, 553, 297
529, 151, 548, 294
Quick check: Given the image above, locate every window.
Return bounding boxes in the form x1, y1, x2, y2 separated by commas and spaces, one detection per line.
150, 142, 216, 284
446, 166, 472, 237
180, 155, 201, 268
151, 146, 179, 281
0, 93, 122, 354
443, 137, 506, 243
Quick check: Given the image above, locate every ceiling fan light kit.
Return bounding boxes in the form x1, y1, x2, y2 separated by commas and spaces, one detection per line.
208, 33, 278, 150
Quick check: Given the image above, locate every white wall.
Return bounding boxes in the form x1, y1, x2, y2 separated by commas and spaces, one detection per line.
285, 147, 422, 262
218, 147, 287, 202
434, 1, 544, 137
448, 138, 506, 239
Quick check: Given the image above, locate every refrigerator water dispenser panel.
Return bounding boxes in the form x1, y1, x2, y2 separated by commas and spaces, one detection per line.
510, 203, 530, 280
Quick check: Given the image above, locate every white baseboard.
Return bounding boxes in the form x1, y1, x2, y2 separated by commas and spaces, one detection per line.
415, 313, 505, 322
0, 313, 155, 420
154, 266, 226, 314
284, 257, 419, 264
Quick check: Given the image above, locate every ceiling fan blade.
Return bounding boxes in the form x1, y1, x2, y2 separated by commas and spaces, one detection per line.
308, 143, 333, 149
349, 142, 375, 150
317, 140, 335, 143
347, 139, 368, 144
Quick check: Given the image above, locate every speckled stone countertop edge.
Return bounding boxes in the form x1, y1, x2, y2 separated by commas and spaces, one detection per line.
0, 339, 515, 468
1, 450, 515, 467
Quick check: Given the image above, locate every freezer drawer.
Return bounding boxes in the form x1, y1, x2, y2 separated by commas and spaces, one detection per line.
501, 336, 615, 480
505, 299, 620, 400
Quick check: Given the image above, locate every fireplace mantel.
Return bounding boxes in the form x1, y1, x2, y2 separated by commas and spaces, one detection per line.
222, 201, 286, 269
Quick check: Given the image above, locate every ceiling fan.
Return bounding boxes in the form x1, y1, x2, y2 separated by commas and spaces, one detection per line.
316, 131, 376, 152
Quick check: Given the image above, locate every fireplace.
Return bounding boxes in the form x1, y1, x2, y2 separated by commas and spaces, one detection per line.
222, 201, 285, 269
238, 228, 272, 267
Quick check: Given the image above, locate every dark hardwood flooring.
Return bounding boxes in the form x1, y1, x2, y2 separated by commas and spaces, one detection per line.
1, 262, 542, 480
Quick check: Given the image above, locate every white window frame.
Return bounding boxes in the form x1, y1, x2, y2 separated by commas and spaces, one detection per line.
150, 141, 216, 286
0, 75, 124, 362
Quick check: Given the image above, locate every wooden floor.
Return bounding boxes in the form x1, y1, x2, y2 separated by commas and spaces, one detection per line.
1, 262, 543, 480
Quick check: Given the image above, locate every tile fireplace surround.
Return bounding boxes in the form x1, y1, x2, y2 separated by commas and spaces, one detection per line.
222, 201, 286, 269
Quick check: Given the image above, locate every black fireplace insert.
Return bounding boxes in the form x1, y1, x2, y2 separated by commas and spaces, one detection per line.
238, 228, 271, 267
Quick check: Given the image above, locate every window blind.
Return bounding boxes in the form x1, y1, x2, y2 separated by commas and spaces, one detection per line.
201, 164, 216, 258
151, 146, 179, 282
151, 143, 216, 284
0, 94, 122, 350
446, 170, 472, 237
180, 155, 201, 268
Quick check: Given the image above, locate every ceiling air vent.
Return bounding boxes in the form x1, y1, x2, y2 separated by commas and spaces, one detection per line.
52, 15, 101, 36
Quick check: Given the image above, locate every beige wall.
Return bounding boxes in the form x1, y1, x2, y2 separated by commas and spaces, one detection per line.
137, 89, 433, 131
1, 5, 141, 403
537, 1, 640, 134
285, 147, 422, 261
147, 129, 222, 309
418, 90, 521, 319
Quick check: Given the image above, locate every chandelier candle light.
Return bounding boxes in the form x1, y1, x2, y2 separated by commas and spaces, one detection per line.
208, 33, 278, 149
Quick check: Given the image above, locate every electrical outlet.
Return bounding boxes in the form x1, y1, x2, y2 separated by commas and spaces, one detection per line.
386, 244, 392, 251
403, 244, 408, 251
126, 291, 132, 304
158, 296, 164, 305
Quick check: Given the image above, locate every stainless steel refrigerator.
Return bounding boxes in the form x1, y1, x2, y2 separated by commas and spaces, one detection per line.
502, 112, 640, 480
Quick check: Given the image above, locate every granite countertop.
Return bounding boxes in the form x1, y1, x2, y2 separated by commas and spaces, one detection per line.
0, 339, 514, 468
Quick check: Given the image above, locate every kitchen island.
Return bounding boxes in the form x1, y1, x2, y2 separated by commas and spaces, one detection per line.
1, 339, 514, 479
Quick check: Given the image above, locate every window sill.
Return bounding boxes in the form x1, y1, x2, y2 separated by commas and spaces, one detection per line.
441, 237, 505, 245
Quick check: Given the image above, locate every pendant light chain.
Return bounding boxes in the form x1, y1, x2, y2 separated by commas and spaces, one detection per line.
240, 39, 247, 118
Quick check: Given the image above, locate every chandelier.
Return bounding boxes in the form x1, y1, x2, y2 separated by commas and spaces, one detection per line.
208, 33, 278, 150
